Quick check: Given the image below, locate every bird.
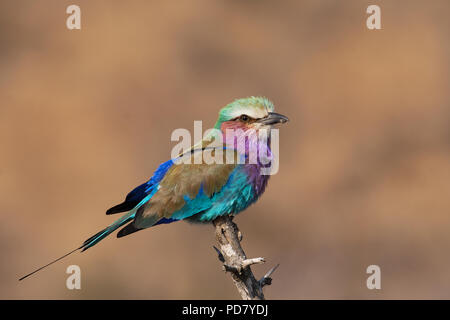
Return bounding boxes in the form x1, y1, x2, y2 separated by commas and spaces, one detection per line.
19, 96, 288, 281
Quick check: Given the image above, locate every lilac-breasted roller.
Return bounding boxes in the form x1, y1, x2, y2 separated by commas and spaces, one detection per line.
19, 96, 288, 280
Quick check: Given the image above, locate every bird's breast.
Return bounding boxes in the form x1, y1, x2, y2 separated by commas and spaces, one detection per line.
242, 163, 270, 197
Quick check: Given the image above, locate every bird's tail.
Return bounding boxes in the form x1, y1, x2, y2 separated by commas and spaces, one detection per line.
80, 211, 135, 252
19, 211, 135, 281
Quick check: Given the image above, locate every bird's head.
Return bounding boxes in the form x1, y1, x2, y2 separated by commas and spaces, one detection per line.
185, 97, 288, 162
214, 97, 288, 133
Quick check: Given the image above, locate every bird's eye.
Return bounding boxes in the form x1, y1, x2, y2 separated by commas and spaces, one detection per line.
239, 115, 250, 122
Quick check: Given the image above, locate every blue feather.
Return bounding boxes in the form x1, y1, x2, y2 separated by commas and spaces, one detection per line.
106, 160, 174, 215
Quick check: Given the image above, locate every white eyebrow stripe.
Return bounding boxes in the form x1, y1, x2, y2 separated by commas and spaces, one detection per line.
227, 106, 268, 119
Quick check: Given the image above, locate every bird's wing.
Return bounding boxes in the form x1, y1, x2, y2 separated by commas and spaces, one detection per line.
115, 148, 241, 237
106, 159, 174, 215
137, 152, 237, 224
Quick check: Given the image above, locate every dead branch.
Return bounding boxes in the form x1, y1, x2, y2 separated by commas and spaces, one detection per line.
212, 215, 279, 300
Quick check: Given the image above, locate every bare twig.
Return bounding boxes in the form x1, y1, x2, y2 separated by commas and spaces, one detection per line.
212, 215, 279, 300
259, 263, 280, 288
242, 257, 265, 269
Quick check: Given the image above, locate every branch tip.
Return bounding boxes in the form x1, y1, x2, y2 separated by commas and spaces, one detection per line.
242, 257, 265, 269
212, 246, 225, 263
259, 263, 280, 288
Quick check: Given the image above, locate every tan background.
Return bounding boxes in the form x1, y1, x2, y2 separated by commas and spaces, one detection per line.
1, 0, 449, 299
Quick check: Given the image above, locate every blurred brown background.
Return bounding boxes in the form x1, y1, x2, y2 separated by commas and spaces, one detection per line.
1, 0, 449, 299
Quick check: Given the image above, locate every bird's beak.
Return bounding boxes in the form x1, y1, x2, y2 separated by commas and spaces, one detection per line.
258, 112, 289, 125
